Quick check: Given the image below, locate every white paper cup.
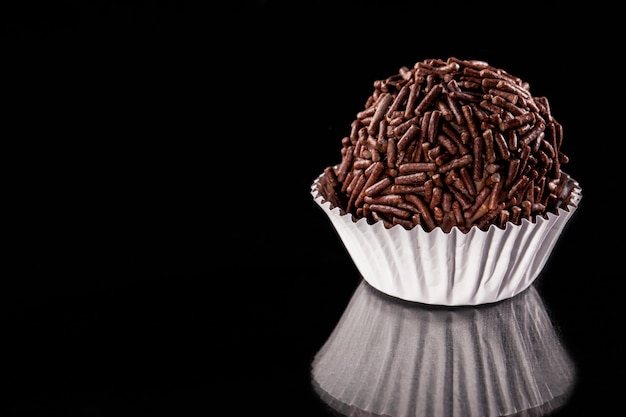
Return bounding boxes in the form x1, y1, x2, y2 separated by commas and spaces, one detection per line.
311, 171, 582, 306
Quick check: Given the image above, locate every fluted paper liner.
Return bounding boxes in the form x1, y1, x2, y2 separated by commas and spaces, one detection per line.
311, 280, 576, 417
311, 171, 582, 305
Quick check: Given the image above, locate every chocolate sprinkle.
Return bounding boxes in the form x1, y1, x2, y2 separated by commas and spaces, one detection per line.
318, 57, 574, 232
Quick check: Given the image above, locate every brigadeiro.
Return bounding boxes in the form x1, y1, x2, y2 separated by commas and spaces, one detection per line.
312, 57, 582, 306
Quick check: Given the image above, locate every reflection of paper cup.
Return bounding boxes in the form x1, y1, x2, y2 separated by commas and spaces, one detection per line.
311, 280, 576, 417
311, 171, 582, 306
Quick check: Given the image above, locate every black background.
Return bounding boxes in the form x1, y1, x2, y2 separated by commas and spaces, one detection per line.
2, 1, 622, 416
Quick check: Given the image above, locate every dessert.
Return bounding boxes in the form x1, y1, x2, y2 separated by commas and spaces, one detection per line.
311, 57, 582, 305
317, 57, 575, 233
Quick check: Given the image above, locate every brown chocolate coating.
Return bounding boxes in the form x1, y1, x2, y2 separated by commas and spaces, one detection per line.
318, 57, 574, 233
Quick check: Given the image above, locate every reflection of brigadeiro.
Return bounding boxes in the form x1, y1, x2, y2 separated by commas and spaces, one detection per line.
312, 57, 582, 305
311, 280, 576, 417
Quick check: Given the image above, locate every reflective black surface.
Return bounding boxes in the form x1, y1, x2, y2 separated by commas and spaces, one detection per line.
2, 1, 621, 416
